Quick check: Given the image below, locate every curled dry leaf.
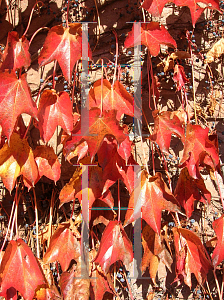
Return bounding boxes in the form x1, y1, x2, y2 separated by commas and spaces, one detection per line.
124, 22, 177, 56
205, 38, 224, 63
0, 31, 31, 71
94, 220, 133, 273
0, 239, 46, 300
0, 133, 38, 192
157, 51, 191, 72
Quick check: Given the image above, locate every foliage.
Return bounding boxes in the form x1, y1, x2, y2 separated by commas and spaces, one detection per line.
0, 0, 223, 299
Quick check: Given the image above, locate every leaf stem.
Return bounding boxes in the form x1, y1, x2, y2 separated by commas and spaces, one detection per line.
66, 0, 70, 28
29, 27, 49, 47
118, 179, 120, 223
33, 187, 40, 258
112, 30, 118, 88
23, 1, 44, 37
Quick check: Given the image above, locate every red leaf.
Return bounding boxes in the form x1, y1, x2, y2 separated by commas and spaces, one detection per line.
38, 23, 92, 82
34, 145, 61, 183
212, 215, 224, 268
89, 79, 141, 121
179, 124, 220, 179
0, 239, 45, 300
59, 164, 114, 219
142, 225, 173, 283
0, 133, 38, 192
173, 228, 211, 288
124, 22, 177, 56
173, 64, 189, 91
149, 110, 185, 154
60, 261, 90, 300
37, 89, 73, 143
94, 221, 133, 273
124, 171, 180, 234
43, 222, 81, 272
0, 71, 38, 140
141, 0, 220, 26
1, 32, 31, 71
63, 108, 127, 160
174, 168, 211, 218
90, 269, 114, 300
102, 151, 136, 195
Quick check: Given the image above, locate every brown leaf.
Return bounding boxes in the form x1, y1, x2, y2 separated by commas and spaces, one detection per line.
60, 260, 90, 300
205, 38, 224, 63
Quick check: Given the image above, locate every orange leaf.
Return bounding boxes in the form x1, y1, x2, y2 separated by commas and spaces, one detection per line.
0, 239, 45, 300
0, 133, 38, 192
43, 222, 81, 272
38, 23, 92, 82
94, 221, 133, 273
89, 79, 141, 121
124, 22, 177, 56
37, 89, 73, 143
64, 108, 127, 160
173, 228, 211, 288
174, 168, 211, 218
0, 71, 38, 140
124, 171, 180, 234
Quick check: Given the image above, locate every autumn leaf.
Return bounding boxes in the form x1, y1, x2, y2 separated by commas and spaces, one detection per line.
94, 221, 133, 273
124, 22, 177, 56
90, 250, 115, 300
0, 31, 31, 71
179, 124, 220, 179
149, 110, 185, 154
142, 225, 173, 283
0, 71, 38, 140
0, 239, 46, 300
173, 64, 189, 91
173, 228, 211, 288
157, 51, 190, 72
141, 0, 220, 26
59, 164, 114, 219
174, 168, 211, 218
60, 260, 90, 300
205, 38, 224, 63
43, 222, 81, 272
212, 215, 224, 268
102, 151, 136, 195
37, 89, 73, 143
63, 108, 127, 160
34, 145, 61, 183
38, 23, 92, 82
0, 133, 38, 192
89, 79, 141, 121
124, 171, 180, 234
